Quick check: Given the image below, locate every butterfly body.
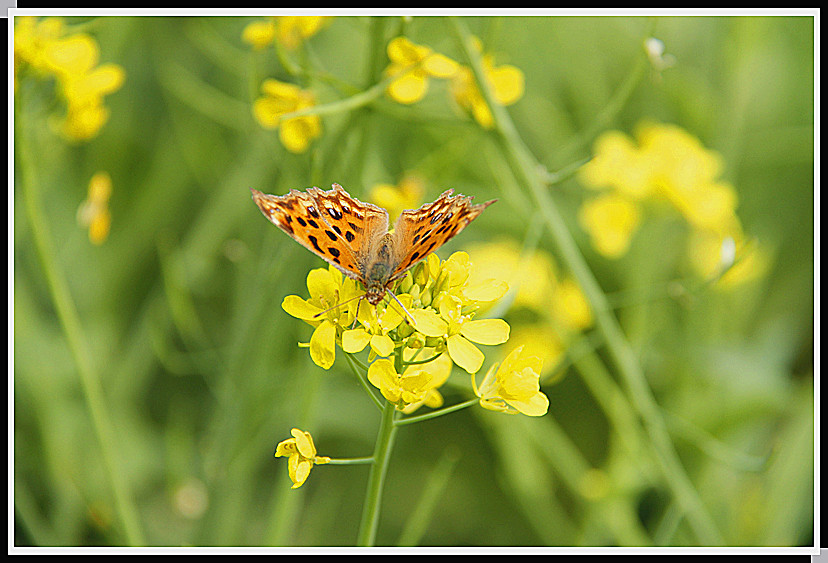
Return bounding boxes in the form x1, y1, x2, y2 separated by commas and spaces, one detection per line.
251, 184, 495, 305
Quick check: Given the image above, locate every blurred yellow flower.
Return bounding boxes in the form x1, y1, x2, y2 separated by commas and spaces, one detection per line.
473, 345, 549, 416
77, 171, 113, 244
253, 79, 322, 153
282, 266, 361, 370
368, 175, 425, 224
14, 17, 125, 142
276, 16, 332, 50
450, 37, 525, 128
242, 16, 331, 50
241, 18, 277, 50
384, 36, 459, 104
687, 229, 771, 289
577, 192, 642, 259
274, 428, 330, 489
578, 122, 753, 273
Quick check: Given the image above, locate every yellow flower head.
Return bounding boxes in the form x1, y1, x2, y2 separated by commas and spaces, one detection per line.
282, 266, 362, 370
367, 351, 453, 411
450, 37, 525, 129
253, 79, 322, 153
410, 294, 510, 375
14, 17, 125, 142
578, 122, 741, 258
241, 18, 277, 50
77, 171, 113, 244
274, 428, 330, 489
474, 345, 549, 416
384, 36, 459, 105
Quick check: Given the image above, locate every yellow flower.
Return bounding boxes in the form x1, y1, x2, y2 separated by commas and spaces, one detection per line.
577, 192, 642, 259
241, 18, 277, 50
253, 79, 322, 153
579, 122, 741, 257
14, 17, 125, 142
551, 278, 593, 332
410, 295, 510, 374
342, 294, 411, 359
368, 175, 425, 224
274, 428, 330, 489
367, 351, 453, 411
242, 16, 331, 51
275, 16, 332, 50
76, 171, 112, 244
14, 16, 66, 79
450, 38, 524, 129
384, 36, 459, 105
473, 345, 549, 416
282, 266, 361, 370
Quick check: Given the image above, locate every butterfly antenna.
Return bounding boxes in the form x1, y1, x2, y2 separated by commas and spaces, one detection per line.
385, 288, 417, 327
312, 293, 364, 319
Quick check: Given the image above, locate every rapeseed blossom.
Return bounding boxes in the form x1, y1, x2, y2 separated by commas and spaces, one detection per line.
14, 16, 125, 141
473, 345, 549, 416
384, 36, 459, 104
578, 122, 767, 286
253, 79, 322, 153
450, 37, 525, 129
242, 16, 332, 50
274, 428, 330, 489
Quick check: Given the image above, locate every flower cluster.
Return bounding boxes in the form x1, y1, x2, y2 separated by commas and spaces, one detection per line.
578, 122, 768, 285
14, 16, 126, 142
281, 250, 550, 419
384, 36, 525, 128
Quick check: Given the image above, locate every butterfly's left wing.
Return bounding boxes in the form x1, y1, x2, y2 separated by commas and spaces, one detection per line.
251, 187, 364, 279
388, 189, 496, 281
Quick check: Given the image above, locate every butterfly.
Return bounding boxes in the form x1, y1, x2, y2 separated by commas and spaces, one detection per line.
251, 183, 496, 306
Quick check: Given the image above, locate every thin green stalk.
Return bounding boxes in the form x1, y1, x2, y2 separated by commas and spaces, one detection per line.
326, 457, 374, 465
356, 398, 398, 546
16, 99, 145, 546
448, 17, 723, 546
394, 398, 478, 427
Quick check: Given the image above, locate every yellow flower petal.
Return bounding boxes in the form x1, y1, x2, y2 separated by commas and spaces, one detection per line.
490, 64, 524, 105
462, 279, 509, 303
291, 428, 317, 458
242, 20, 276, 49
282, 295, 322, 321
459, 318, 510, 346
447, 334, 484, 374
410, 308, 447, 337
309, 320, 336, 369
342, 328, 371, 353
422, 52, 459, 78
370, 333, 395, 358
388, 70, 429, 104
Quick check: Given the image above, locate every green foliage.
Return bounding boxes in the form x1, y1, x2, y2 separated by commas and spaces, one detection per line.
14, 14, 814, 548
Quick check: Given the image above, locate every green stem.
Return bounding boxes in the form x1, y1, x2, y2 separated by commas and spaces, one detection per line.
394, 398, 478, 427
448, 17, 723, 546
16, 96, 145, 546
356, 399, 398, 546
326, 456, 375, 465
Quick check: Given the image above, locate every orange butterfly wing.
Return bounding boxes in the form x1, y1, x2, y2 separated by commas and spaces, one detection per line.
250, 185, 388, 282
389, 189, 496, 281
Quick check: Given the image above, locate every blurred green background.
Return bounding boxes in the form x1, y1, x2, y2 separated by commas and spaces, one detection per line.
13, 14, 814, 547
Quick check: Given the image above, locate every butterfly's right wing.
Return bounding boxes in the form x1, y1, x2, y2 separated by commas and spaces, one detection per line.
389, 189, 496, 281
